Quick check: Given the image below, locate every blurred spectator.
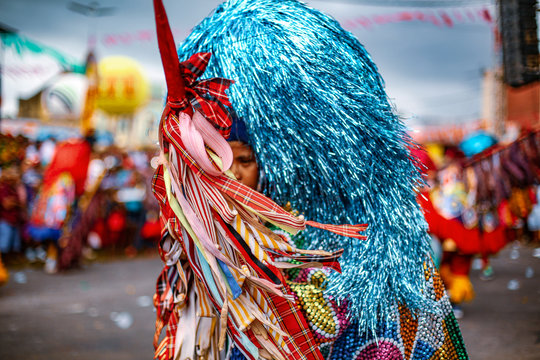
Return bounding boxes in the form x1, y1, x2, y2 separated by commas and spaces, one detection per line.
116, 171, 147, 255
0, 131, 161, 270
140, 210, 160, 247
25, 141, 40, 165
28, 132, 94, 272
0, 166, 25, 256
39, 138, 56, 167
42, 136, 92, 198
138, 150, 160, 250
106, 202, 128, 249
21, 157, 43, 210
85, 152, 106, 191
0, 134, 29, 169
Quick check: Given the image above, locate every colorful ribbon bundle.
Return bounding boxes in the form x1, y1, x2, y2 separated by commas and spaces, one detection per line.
151, 1, 367, 359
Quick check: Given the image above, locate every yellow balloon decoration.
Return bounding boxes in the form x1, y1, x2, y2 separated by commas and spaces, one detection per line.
96, 56, 149, 115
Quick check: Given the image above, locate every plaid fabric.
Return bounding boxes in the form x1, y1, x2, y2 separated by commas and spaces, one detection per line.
305, 221, 367, 240
176, 52, 235, 138
216, 212, 283, 285
152, 165, 167, 206
265, 291, 325, 359
153, 265, 179, 351
156, 307, 179, 360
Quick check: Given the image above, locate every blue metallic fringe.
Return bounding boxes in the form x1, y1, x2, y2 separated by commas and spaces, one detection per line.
177, 0, 435, 337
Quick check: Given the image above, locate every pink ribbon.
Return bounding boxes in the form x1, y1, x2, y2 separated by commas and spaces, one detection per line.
178, 110, 233, 177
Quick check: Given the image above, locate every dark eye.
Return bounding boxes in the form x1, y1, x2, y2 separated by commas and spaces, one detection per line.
238, 156, 255, 165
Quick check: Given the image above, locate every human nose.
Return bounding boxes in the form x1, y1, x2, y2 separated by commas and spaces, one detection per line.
231, 162, 242, 180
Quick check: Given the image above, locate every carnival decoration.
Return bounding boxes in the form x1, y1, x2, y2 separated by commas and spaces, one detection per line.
177, 0, 435, 332
462, 129, 539, 228
151, 0, 370, 359
96, 56, 149, 115
0, 33, 84, 74
98, 6, 495, 48
1, 33, 84, 118
41, 73, 88, 121
151, 0, 470, 359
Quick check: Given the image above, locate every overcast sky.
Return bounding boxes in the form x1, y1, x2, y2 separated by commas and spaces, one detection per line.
0, 0, 497, 125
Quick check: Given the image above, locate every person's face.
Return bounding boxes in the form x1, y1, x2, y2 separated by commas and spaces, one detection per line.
229, 141, 259, 190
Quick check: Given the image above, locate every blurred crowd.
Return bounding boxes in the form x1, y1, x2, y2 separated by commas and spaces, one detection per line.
415, 129, 540, 318
0, 132, 160, 282
1, 127, 539, 319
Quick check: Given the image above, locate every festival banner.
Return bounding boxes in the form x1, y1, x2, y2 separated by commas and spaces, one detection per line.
97, 6, 495, 48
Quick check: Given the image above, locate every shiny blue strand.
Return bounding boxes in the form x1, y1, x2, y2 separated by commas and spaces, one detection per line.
177, 0, 436, 337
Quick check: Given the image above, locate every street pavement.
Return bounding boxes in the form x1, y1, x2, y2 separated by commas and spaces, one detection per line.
0, 254, 162, 360
1, 244, 539, 360
460, 242, 540, 360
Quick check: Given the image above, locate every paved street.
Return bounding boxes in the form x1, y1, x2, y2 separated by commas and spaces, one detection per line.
460, 242, 540, 360
1, 244, 539, 360
0, 255, 163, 360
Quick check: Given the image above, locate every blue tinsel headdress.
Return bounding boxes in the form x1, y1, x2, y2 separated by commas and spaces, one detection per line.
177, 0, 433, 334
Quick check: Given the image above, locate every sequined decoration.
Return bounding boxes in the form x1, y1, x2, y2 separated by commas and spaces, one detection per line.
326, 265, 467, 360
288, 268, 350, 344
